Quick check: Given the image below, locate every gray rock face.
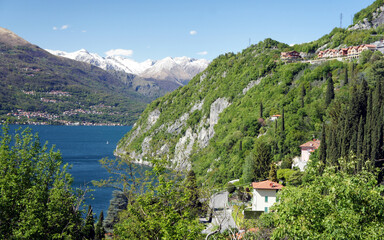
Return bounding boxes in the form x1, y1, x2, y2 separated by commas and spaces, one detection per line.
118, 97, 231, 170
242, 78, 262, 95
208, 98, 231, 138
167, 113, 189, 134
147, 109, 161, 128
349, 6, 384, 30
349, 18, 372, 30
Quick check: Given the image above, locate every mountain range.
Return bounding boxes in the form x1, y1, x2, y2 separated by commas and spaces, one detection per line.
47, 49, 210, 97
0, 27, 149, 125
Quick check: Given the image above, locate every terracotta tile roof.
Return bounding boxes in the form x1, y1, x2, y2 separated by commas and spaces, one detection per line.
300, 139, 320, 149
251, 180, 283, 190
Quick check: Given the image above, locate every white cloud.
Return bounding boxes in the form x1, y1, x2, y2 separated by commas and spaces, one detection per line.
53, 26, 58, 30
105, 49, 133, 57
61, 25, 69, 30
82, 30, 87, 33
197, 51, 208, 56
189, 30, 197, 35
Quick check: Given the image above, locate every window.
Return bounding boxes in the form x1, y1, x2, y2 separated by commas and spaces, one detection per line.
265, 196, 268, 202
264, 207, 268, 213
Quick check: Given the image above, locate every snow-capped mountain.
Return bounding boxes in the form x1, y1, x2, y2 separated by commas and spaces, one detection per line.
46, 49, 210, 83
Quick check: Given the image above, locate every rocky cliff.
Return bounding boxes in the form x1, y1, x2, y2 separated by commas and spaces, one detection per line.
349, 2, 384, 30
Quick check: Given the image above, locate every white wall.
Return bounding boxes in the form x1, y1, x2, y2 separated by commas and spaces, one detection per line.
301, 149, 311, 162
252, 189, 278, 212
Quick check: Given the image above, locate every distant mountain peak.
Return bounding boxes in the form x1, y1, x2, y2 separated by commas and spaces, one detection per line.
46, 49, 210, 82
0, 27, 32, 47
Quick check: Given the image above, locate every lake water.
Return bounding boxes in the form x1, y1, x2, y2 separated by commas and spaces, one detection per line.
6, 125, 132, 217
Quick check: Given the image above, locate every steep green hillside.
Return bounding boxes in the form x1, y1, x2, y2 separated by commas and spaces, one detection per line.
0, 27, 150, 125
117, 2, 384, 185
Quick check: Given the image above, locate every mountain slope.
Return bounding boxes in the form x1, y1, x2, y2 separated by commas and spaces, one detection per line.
0, 27, 149, 125
47, 49, 210, 97
116, 0, 384, 185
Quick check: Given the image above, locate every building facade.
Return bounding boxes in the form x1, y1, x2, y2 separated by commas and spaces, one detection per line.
251, 180, 283, 213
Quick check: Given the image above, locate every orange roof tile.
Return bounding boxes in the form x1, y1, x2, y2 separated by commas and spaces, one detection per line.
251, 180, 283, 190
300, 139, 320, 149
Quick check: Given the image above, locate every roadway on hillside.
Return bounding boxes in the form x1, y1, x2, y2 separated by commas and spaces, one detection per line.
202, 191, 237, 235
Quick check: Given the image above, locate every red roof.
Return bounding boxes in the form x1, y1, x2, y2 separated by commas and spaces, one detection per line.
300, 139, 320, 149
251, 180, 283, 190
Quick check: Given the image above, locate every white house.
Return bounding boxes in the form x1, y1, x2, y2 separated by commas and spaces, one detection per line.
270, 114, 281, 121
251, 180, 283, 213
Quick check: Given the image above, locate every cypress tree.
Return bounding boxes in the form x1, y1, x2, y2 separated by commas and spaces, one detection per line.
95, 211, 105, 240
301, 84, 306, 108
363, 90, 373, 161
82, 205, 95, 240
281, 108, 285, 133
344, 67, 348, 85
279, 108, 286, 155
269, 164, 277, 182
325, 77, 335, 107
319, 123, 327, 166
357, 116, 364, 169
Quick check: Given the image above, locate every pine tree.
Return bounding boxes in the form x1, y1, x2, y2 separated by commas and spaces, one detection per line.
95, 211, 105, 240
325, 77, 335, 107
82, 205, 95, 240
260, 101, 263, 118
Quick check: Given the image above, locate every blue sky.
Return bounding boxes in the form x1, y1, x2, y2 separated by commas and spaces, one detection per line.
0, 0, 376, 62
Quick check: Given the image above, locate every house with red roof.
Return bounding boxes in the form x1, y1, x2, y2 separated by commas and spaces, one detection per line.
280, 51, 301, 61
270, 114, 281, 121
251, 180, 283, 213
293, 139, 321, 171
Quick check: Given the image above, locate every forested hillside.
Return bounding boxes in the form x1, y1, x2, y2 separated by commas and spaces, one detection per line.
0, 27, 150, 125
117, 2, 384, 186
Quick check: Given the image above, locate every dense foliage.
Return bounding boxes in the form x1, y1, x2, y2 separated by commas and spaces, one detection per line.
264, 157, 384, 239
0, 126, 87, 239
97, 157, 205, 239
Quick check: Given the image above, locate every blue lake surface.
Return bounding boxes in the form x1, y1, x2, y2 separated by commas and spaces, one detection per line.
7, 125, 132, 217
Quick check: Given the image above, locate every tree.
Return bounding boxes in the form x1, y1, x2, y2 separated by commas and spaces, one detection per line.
325, 77, 334, 107
243, 140, 272, 183
0, 125, 84, 239
103, 190, 128, 233
82, 205, 95, 240
319, 123, 327, 168
344, 67, 348, 86
185, 170, 202, 216
95, 211, 105, 240
113, 160, 204, 239
260, 101, 263, 118
300, 84, 306, 108
269, 164, 277, 182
